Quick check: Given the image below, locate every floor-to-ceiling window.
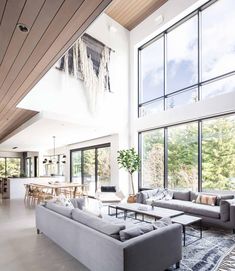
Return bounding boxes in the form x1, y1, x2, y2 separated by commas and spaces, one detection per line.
168, 123, 198, 191
70, 144, 111, 195
138, 0, 235, 117
141, 129, 164, 188
0, 157, 21, 178
139, 114, 235, 192
202, 115, 235, 191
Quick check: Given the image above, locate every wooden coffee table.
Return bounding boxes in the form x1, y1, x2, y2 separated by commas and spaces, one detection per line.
108, 203, 184, 221
171, 214, 202, 246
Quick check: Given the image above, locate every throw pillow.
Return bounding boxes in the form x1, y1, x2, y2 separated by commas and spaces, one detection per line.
119, 224, 154, 241
195, 194, 217, 206
53, 195, 74, 208
70, 197, 85, 210
164, 189, 174, 200
152, 217, 172, 229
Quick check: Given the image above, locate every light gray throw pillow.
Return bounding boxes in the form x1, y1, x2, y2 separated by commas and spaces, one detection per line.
152, 217, 172, 229
119, 224, 154, 242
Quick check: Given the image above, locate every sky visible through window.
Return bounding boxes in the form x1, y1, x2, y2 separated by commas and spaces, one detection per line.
139, 0, 235, 116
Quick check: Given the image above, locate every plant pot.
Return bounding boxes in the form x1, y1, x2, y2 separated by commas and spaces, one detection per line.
127, 194, 137, 203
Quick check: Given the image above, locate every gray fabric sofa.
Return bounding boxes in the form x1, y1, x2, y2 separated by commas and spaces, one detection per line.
137, 189, 235, 231
36, 204, 182, 271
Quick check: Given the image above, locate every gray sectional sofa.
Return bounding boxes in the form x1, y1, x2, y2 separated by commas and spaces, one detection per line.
36, 202, 182, 271
137, 189, 235, 231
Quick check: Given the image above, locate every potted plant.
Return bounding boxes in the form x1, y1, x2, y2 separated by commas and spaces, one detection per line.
117, 148, 141, 203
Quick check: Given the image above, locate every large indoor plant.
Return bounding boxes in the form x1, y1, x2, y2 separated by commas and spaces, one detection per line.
117, 148, 141, 203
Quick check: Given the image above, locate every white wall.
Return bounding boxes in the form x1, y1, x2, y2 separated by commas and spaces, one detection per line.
129, 0, 235, 188
24, 14, 131, 194
18, 13, 130, 135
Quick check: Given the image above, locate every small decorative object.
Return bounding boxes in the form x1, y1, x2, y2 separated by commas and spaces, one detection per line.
117, 148, 141, 203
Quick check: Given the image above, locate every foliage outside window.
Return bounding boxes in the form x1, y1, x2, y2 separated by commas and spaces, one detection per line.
168, 123, 198, 191
140, 114, 235, 192
139, 0, 235, 117
141, 130, 164, 188
0, 157, 21, 178
71, 144, 111, 195
202, 115, 235, 191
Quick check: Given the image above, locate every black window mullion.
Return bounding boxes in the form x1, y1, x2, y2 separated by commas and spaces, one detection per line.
164, 128, 168, 188
138, 49, 141, 117
138, 132, 142, 191
81, 151, 84, 185
198, 9, 202, 101
163, 32, 167, 111
95, 148, 98, 192
198, 121, 202, 192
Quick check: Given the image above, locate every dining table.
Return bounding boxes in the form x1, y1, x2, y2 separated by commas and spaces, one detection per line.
28, 182, 87, 198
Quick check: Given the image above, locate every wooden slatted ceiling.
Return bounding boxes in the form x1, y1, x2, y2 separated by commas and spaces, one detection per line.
0, 0, 111, 143
106, 0, 167, 30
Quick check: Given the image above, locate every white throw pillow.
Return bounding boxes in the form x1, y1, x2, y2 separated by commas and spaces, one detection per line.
54, 195, 74, 208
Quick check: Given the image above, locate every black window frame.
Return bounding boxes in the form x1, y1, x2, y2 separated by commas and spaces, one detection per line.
138, 0, 235, 117
70, 143, 111, 193
138, 112, 235, 192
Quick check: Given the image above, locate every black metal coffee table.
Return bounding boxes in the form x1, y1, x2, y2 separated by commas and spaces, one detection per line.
171, 214, 202, 246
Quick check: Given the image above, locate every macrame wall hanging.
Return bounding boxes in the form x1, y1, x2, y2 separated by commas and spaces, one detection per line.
55, 33, 112, 114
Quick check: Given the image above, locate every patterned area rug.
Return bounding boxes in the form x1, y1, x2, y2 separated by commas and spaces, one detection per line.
175, 227, 235, 271
104, 211, 235, 271
215, 245, 235, 271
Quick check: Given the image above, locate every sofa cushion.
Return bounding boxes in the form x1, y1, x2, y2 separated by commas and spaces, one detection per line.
220, 200, 230, 222
173, 191, 190, 201
70, 197, 85, 209
46, 201, 73, 218
119, 224, 154, 242
72, 208, 125, 239
154, 199, 220, 219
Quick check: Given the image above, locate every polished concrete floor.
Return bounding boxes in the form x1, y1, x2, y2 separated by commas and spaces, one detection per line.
0, 199, 89, 271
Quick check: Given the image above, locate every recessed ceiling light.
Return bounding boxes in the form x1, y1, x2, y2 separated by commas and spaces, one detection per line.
154, 15, 164, 25
17, 23, 29, 33
108, 25, 117, 33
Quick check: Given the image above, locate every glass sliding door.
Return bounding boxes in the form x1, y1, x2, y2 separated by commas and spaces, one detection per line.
83, 149, 96, 195
202, 115, 235, 191
70, 144, 111, 195
97, 147, 111, 188
71, 151, 82, 183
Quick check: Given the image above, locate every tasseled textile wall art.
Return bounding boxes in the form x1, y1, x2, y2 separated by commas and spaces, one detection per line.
55, 33, 112, 113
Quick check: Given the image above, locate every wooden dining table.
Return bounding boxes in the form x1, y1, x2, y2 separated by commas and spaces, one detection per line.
29, 182, 87, 198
